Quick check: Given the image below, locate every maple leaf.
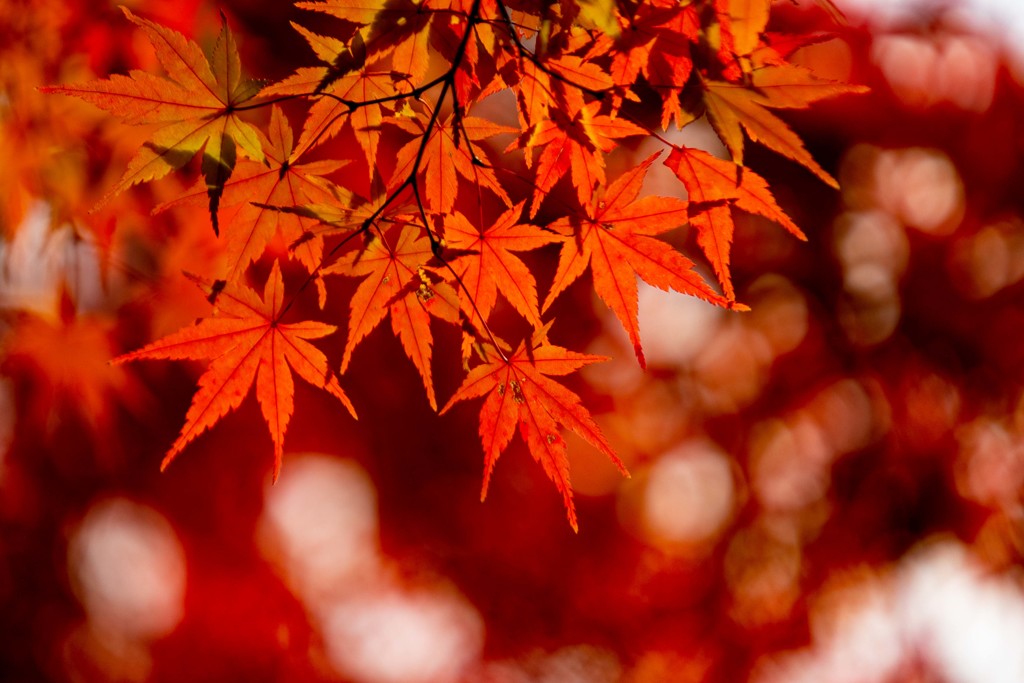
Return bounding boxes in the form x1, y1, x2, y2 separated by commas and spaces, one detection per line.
574, 0, 621, 38
41, 8, 264, 234
298, 0, 480, 85
258, 24, 396, 170
703, 64, 868, 187
543, 153, 727, 368
443, 202, 559, 328
155, 106, 347, 280
508, 57, 557, 131
114, 262, 356, 480
390, 110, 515, 216
722, 0, 771, 57
664, 145, 806, 300
441, 327, 628, 531
324, 224, 460, 411
512, 100, 646, 217
593, 2, 697, 125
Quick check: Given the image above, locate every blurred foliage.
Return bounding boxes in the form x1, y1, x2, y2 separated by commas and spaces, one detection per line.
1, 1, 1023, 682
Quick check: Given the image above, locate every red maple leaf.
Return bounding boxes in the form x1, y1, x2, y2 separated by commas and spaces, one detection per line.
664, 145, 806, 300
324, 223, 460, 411
441, 326, 628, 531
258, 24, 397, 171
443, 202, 559, 328
389, 110, 515, 216
543, 153, 728, 368
114, 262, 356, 479
511, 100, 645, 216
702, 64, 868, 187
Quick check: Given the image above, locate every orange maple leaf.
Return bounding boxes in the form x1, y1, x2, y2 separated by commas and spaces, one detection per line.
664, 145, 806, 300
703, 64, 868, 187
258, 24, 397, 170
41, 7, 264, 233
324, 224, 460, 411
512, 100, 645, 216
155, 106, 347, 281
114, 262, 356, 480
595, 1, 696, 124
543, 153, 727, 368
441, 327, 628, 531
443, 203, 559, 328
298, 0, 480, 85
390, 111, 515, 216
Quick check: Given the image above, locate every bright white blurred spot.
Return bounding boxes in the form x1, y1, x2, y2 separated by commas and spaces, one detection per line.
755, 539, 1024, 683
642, 441, 736, 546
258, 454, 379, 605
874, 148, 964, 235
899, 542, 1024, 683
813, 580, 904, 683
843, 262, 896, 301
638, 281, 724, 367
321, 586, 484, 683
67, 498, 186, 641
937, 35, 998, 111
872, 34, 936, 106
260, 456, 488, 682
0, 201, 105, 317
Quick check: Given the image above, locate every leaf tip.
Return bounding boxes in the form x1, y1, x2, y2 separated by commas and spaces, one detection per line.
159, 451, 176, 472
634, 343, 647, 370
119, 5, 141, 26
480, 468, 494, 502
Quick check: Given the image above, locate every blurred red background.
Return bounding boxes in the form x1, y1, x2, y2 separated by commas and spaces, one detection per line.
1, 0, 1023, 681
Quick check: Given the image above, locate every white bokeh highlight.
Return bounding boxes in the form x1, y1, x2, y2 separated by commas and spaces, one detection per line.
258, 454, 380, 605
755, 540, 1024, 683
642, 441, 737, 546
258, 454, 486, 682
321, 587, 484, 683
67, 498, 186, 642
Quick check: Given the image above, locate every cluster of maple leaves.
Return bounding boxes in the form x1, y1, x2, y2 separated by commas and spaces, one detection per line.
45, 0, 862, 529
